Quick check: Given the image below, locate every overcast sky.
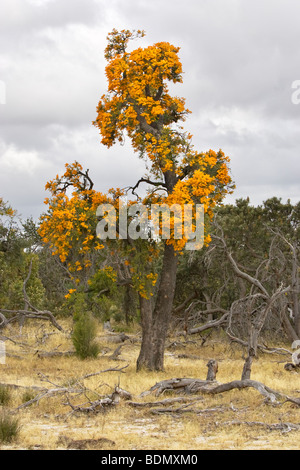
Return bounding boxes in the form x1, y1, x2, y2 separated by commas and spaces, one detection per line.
0, 0, 300, 220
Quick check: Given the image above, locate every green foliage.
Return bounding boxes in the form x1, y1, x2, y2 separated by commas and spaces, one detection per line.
0, 202, 46, 311
174, 196, 300, 340
0, 412, 20, 443
71, 310, 100, 359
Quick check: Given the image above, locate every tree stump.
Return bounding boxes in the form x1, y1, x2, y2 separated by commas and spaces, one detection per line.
206, 359, 218, 381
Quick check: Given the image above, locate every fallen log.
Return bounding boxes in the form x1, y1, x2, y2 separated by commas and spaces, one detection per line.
140, 358, 300, 406
140, 359, 219, 397
140, 377, 299, 404
140, 378, 216, 397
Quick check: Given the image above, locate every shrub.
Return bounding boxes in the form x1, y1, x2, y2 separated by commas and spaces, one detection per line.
0, 412, 20, 443
72, 311, 100, 359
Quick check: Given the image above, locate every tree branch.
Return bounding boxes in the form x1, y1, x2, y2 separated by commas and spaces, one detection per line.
212, 233, 269, 297
126, 177, 167, 198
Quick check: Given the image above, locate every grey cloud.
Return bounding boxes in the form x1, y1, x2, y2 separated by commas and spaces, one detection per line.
1, 0, 300, 220
0, 0, 103, 38
1, 25, 106, 128
0, 124, 146, 219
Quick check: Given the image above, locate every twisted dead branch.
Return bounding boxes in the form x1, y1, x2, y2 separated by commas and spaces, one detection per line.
139, 359, 300, 406
7, 364, 130, 411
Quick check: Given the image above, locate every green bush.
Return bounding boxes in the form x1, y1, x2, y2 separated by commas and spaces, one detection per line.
71, 311, 100, 359
0, 412, 20, 443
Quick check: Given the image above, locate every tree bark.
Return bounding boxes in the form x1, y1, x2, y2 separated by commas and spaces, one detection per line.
151, 243, 178, 370
291, 241, 300, 336
136, 242, 178, 371
124, 284, 136, 324
136, 168, 179, 371
281, 308, 299, 342
241, 347, 255, 380
136, 295, 154, 370
206, 359, 218, 381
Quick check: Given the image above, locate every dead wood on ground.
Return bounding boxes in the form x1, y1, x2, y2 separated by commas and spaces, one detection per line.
140, 376, 300, 405
140, 359, 300, 406
8, 365, 130, 410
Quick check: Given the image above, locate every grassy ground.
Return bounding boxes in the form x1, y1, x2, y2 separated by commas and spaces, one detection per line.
0, 319, 299, 450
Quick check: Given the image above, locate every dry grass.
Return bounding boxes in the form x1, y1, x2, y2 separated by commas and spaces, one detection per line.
0, 319, 299, 450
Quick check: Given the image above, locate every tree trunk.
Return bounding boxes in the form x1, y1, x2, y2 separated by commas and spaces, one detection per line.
136, 242, 178, 371
151, 243, 178, 370
137, 169, 179, 371
281, 308, 299, 342
241, 317, 258, 380
136, 295, 154, 371
291, 242, 300, 337
241, 347, 255, 380
124, 284, 136, 324
204, 293, 213, 322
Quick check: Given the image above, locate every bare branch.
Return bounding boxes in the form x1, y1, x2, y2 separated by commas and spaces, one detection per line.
212, 233, 269, 297
126, 177, 167, 199
0, 308, 64, 332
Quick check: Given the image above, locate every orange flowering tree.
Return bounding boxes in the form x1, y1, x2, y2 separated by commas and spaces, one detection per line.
39, 161, 157, 301
93, 29, 234, 370
39, 162, 113, 299
39, 161, 158, 332
40, 29, 234, 371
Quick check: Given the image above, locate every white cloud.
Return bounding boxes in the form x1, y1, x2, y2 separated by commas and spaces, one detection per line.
0, 141, 49, 175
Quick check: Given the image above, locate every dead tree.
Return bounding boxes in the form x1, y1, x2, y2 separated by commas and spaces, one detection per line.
278, 235, 299, 336
212, 229, 292, 380
284, 340, 300, 371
